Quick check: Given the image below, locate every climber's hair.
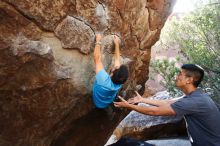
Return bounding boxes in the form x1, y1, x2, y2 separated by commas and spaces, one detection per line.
111, 65, 129, 85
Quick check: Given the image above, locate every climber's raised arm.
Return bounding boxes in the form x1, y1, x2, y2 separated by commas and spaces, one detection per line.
113, 35, 120, 69
94, 34, 104, 73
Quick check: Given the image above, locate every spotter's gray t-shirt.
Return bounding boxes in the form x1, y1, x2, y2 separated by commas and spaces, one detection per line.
171, 89, 220, 146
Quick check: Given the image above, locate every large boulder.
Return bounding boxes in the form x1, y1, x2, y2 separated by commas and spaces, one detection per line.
0, 0, 176, 146
106, 91, 186, 145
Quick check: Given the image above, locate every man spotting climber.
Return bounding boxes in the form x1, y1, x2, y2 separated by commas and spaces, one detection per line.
114, 64, 220, 146
92, 34, 129, 108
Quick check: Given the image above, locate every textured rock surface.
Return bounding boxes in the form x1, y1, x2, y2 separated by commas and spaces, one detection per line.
107, 91, 186, 144
55, 16, 95, 54
0, 0, 176, 146
106, 91, 186, 145
146, 137, 191, 146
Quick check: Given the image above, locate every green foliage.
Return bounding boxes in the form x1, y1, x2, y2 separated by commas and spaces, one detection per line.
152, 2, 220, 105
150, 59, 182, 97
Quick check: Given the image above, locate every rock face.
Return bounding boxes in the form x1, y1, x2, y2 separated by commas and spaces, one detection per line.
55, 16, 95, 54
106, 91, 186, 145
0, 0, 176, 146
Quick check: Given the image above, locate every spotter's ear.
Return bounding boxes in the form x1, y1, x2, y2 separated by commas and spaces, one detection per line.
187, 76, 194, 84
